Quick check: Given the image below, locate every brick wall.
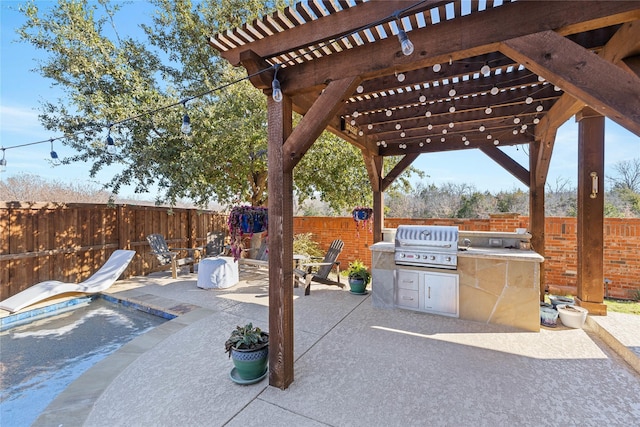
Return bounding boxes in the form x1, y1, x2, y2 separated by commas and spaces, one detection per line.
293, 214, 639, 300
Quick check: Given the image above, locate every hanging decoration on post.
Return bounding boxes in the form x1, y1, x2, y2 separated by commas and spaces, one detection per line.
228, 206, 268, 260
352, 206, 373, 236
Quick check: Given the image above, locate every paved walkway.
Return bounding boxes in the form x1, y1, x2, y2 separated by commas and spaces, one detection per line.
17, 270, 640, 426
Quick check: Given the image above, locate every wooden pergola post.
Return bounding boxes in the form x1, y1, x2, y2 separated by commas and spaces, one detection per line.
529, 138, 546, 301
576, 107, 607, 315
267, 95, 295, 389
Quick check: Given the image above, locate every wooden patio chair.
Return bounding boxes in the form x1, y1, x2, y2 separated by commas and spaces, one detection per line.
237, 239, 269, 270
294, 239, 345, 295
146, 234, 198, 279
204, 231, 228, 257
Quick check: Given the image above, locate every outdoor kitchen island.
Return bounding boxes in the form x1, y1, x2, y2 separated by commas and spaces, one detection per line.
371, 229, 545, 332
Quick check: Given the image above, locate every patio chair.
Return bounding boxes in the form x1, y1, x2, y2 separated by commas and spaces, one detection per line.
0, 249, 136, 313
204, 231, 227, 257
294, 239, 345, 295
237, 239, 269, 270
146, 234, 198, 279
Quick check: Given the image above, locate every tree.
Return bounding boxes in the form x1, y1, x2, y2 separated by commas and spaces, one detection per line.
16, 0, 418, 209
610, 158, 640, 192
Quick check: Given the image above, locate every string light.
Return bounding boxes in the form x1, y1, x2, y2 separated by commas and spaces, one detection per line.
271, 64, 283, 103
419, 94, 426, 103
106, 127, 116, 155
49, 139, 60, 166
181, 101, 192, 135
396, 20, 414, 56
0, 148, 6, 172
490, 86, 499, 95
356, 85, 364, 93
433, 64, 441, 72
481, 63, 491, 75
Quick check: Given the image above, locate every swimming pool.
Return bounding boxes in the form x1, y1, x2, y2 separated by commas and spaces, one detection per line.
0, 297, 169, 427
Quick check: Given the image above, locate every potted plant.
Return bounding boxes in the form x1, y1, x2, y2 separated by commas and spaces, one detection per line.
346, 260, 371, 294
225, 323, 269, 383
228, 206, 268, 260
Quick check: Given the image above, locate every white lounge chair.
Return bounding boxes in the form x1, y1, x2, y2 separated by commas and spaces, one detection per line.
0, 249, 136, 313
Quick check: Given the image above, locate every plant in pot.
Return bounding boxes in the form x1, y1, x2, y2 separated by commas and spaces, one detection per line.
225, 323, 269, 384
227, 206, 268, 260
346, 260, 371, 294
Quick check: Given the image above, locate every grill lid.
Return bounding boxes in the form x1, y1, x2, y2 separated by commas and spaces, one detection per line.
395, 225, 459, 250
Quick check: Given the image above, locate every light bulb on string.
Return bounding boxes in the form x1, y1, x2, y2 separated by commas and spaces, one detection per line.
493, 139, 500, 145
449, 105, 456, 113
352, 111, 359, 118
368, 124, 373, 130
356, 85, 364, 93
396, 72, 406, 82
49, 139, 60, 166
513, 117, 521, 124
0, 149, 6, 172
181, 101, 192, 135
479, 125, 486, 132
433, 63, 441, 72
485, 106, 493, 114
419, 94, 426, 103
481, 63, 491, 75
448, 88, 456, 97
490, 86, 499, 95
386, 109, 393, 117
397, 28, 414, 56
536, 104, 544, 112
106, 127, 117, 155
525, 96, 533, 104
271, 64, 283, 103
425, 110, 432, 117
533, 117, 540, 124
395, 123, 402, 130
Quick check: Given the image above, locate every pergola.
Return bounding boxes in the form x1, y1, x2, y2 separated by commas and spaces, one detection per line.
209, 0, 640, 389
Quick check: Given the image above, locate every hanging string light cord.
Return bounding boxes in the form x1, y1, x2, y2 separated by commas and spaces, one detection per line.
0, 0, 433, 157
0, 64, 277, 156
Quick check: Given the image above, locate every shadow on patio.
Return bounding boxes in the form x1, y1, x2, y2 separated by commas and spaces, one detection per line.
33, 269, 640, 426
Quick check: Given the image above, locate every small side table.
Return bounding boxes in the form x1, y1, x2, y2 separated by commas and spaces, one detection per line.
197, 256, 239, 289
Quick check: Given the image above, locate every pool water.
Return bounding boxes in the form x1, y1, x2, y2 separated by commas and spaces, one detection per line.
0, 298, 167, 427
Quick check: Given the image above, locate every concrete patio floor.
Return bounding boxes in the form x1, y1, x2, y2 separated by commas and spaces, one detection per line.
19, 269, 640, 426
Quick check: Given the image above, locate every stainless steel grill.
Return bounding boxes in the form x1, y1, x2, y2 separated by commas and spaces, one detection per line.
394, 225, 459, 269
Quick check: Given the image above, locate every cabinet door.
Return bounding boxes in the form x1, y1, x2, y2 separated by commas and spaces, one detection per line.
423, 273, 459, 317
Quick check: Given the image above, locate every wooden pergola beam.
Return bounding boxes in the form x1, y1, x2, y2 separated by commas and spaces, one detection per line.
500, 31, 640, 136
479, 146, 530, 187
283, 77, 361, 172
215, 1, 445, 67
381, 153, 420, 192
275, 2, 640, 95
531, 20, 640, 185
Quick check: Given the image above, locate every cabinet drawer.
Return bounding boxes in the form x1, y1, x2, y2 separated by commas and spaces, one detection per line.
396, 270, 419, 291
396, 288, 420, 309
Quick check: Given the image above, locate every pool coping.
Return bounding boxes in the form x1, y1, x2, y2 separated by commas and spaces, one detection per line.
30, 291, 208, 427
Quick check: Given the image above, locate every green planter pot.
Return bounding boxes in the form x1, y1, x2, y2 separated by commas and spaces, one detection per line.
231, 345, 268, 380
348, 277, 367, 294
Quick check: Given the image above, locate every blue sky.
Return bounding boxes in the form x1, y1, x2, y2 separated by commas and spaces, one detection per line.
1, 1, 638, 200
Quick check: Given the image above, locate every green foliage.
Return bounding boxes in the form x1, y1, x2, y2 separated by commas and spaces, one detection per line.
293, 233, 323, 258
224, 323, 269, 357
16, 0, 422, 210
346, 260, 371, 284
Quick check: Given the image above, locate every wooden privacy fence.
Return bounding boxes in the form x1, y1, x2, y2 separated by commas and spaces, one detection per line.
0, 202, 227, 300
2, 204, 638, 301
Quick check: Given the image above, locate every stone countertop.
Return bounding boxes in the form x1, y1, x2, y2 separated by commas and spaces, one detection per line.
457, 247, 544, 263
369, 241, 544, 262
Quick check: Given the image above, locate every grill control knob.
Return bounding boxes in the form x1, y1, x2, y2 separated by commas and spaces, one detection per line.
400, 253, 406, 258
446, 256, 452, 262
422, 255, 428, 259
430, 255, 436, 260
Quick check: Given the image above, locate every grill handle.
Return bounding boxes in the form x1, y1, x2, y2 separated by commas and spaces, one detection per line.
396, 242, 453, 248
